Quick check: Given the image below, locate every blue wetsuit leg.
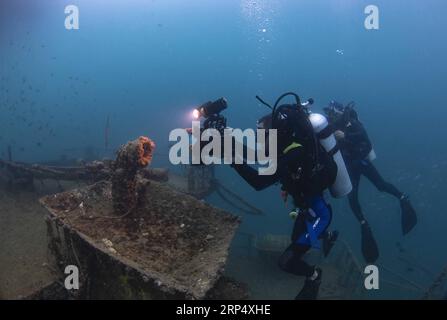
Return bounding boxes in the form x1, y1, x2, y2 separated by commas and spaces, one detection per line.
295, 195, 332, 248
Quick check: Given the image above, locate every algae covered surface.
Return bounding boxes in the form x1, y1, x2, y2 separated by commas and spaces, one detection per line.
40, 180, 240, 299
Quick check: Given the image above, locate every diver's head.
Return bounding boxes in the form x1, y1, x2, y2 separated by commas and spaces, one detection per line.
324, 100, 360, 128
258, 105, 296, 134
257, 104, 310, 152
324, 100, 345, 122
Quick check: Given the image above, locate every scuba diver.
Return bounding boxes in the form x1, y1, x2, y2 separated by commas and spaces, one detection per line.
229, 92, 352, 300
324, 101, 417, 263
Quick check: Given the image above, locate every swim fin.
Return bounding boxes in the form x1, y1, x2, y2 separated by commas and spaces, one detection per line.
361, 223, 379, 263
400, 196, 417, 235
295, 268, 322, 300
323, 230, 339, 257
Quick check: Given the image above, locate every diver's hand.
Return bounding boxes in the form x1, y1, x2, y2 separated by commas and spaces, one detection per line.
334, 130, 345, 140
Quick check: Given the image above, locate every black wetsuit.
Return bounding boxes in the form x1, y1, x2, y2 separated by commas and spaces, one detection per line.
337, 119, 403, 223
233, 145, 333, 278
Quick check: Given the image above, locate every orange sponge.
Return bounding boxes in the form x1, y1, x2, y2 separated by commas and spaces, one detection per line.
137, 136, 155, 167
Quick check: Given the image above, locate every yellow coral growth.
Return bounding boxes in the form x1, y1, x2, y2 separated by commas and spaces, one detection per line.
137, 136, 155, 167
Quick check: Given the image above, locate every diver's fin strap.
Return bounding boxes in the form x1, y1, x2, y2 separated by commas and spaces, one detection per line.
317, 124, 334, 140
283, 142, 302, 155
328, 144, 340, 157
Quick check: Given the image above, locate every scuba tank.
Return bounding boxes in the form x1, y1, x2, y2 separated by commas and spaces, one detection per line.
308, 112, 352, 198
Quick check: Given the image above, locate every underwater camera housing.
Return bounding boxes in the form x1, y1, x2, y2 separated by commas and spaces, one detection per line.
190, 98, 228, 165
193, 98, 228, 134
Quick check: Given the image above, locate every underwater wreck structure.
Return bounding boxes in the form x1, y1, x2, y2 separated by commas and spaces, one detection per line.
36, 136, 241, 299
4, 138, 443, 299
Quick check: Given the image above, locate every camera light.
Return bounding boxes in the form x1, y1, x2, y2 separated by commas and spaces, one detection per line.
192, 109, 201, 120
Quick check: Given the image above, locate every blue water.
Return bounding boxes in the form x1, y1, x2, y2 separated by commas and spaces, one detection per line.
1, 0, 447, 299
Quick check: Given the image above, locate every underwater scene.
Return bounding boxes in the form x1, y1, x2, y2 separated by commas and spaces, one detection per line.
1, 0, 447, 301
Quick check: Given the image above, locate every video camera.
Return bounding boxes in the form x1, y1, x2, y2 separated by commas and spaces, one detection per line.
193, 98, 228, 134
